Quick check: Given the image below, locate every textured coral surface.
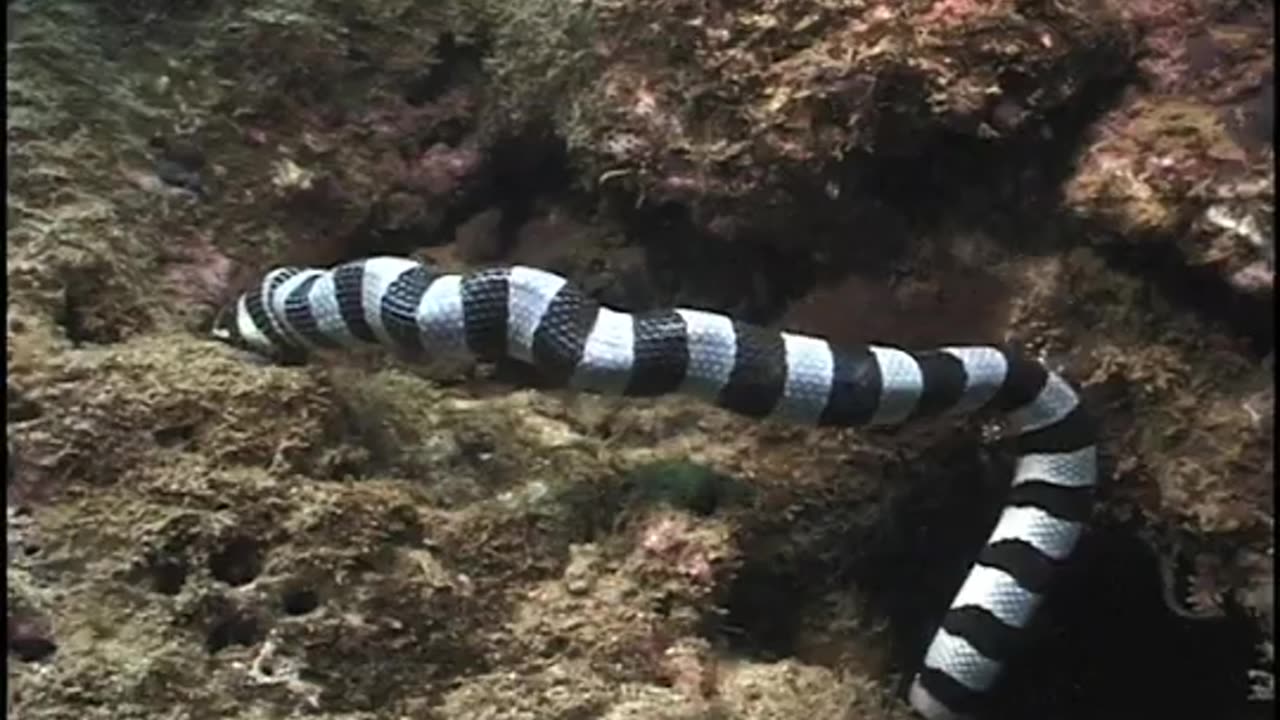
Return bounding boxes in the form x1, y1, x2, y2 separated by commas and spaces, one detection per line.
7, 0, 1273, 718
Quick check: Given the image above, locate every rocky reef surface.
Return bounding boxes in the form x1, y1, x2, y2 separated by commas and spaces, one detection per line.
7, 0, 1273, 718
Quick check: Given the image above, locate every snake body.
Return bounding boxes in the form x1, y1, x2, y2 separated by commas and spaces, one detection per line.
212, 256, 1097, 719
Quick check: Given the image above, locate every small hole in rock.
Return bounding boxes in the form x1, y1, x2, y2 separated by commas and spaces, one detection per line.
150, 558, 189, 595
205, 614, 263, 654
153, 424, 195, 448
8, 390, 41, 423
654, 594, 674, 618
209, 537, 263, 587
10, 635, 57, 662
543, 635, 567, 657
8, 619, 56, 662
57, 288, 87, 346
281, 588, 319, 616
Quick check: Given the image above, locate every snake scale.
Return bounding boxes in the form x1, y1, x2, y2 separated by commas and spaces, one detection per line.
212, 256, 1097, 719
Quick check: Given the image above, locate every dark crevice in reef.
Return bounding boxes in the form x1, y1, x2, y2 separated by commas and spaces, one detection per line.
862, 441, 1269, 720
56, 286, 89, 347
714, 561, 807, 661
579, 66, 1140, 333
483, 129, 577, 256
614, 200, 823, 324
986, 527, 1269, 720
856, 439, 1000, 672
1092, 235, 1274, 357
840, 69, 1137, 252
863, 60, 1275, 357
402, 33, 486, 108
710, 436, 1269, 718
337, 128, 574, 268
8, 385, 43, 423
711, 487, 882, 663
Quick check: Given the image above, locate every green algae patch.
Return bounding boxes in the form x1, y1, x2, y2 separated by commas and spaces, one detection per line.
623, 459, 755, 517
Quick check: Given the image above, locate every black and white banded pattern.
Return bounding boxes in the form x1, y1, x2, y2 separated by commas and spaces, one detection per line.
212, 256, 1097, 720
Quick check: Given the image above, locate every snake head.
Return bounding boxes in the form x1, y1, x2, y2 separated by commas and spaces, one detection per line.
209, 292, 306, 365
209, 298, 244, 345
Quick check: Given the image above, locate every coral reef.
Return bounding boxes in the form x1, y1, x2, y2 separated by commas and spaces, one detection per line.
495, 0, 1134, 241
6, 0, 1272, 718
1066, 1, 1274, 301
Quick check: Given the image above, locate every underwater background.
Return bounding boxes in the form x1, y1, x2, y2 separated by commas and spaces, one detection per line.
7, 0, 1274, 718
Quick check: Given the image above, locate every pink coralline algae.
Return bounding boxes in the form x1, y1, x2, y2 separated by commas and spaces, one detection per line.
638, 514, 720, 587
161, 234, 237, 311
403, 143, 484, 198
